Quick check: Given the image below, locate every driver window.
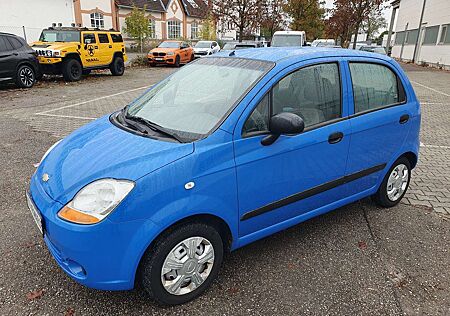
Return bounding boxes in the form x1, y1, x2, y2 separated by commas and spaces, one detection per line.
272, 63, 341, 128
83, 33, 96, 44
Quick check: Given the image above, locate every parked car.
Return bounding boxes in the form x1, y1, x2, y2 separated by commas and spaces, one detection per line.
222, 41, 262, 50
0, 32, 40, 88
271, 30, 306, 47
193, 40, 220, 58
31, 26, 127, 82
148, 41, 194, 67
28, 47, 420, 306
360, 45, 387, 55
311, 39, 336, 47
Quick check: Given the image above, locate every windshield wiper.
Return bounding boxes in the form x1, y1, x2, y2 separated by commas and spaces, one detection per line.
120, 109, 187, 143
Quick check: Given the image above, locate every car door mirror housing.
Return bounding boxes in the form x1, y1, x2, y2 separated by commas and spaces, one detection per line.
261, 112, 304, 146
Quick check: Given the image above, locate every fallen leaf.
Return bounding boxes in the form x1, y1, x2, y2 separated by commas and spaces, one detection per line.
65, 307, 75, 316
26, 289, 44, 300
227, 287, 239, 294
358, 241, 367, 250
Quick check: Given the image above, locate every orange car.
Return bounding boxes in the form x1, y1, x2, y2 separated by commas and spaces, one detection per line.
148, 41, 194, 67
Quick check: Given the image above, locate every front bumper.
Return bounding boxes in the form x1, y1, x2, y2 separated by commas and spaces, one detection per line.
37, 56, 62, 65
28, 174, 160, 291
147, 55, 175, 65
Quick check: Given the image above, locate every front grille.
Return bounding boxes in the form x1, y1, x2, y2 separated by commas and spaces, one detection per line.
35, 49, 53, 57
196, 51, 208, 55
153, 52, 166, 57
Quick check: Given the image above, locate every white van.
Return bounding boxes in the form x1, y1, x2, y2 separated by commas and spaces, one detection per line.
271, 31, 305, 47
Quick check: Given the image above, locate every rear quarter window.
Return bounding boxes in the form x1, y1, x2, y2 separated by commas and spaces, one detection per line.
349, 62, 406, 113
110, 34, 123, 43
6, 36, 23, 49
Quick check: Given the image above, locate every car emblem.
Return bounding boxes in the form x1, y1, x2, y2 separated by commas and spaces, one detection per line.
42, 173, 50, 182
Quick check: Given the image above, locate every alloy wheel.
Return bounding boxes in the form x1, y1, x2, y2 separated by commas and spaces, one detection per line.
386, 163, 409, 201
19, 67, 34, 87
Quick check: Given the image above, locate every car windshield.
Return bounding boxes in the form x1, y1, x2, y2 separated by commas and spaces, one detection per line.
222, 43, 236, 50
126, 57, 273, 139
272, 35, 302, 47
39, 30, 80, 42
158, 41, 180, 48
195, 42, 212, 48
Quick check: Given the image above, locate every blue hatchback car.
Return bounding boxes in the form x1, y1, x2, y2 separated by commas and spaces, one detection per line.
28, 47, 420, 305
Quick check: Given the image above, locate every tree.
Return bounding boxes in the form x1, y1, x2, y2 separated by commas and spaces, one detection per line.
361, 7, 387, 41
200, 13, 217, 40
284, 0, 325, 41
122, 5, 152, 53
212, 0, 262, 42
260, 0, 288, 39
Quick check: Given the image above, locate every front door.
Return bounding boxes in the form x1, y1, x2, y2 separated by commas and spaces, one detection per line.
234, 61, 351, 237
344, 60, 414, 196
81, 33, 101, 68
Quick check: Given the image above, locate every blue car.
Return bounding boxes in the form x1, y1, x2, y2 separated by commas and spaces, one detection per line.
28, 47, 420, 305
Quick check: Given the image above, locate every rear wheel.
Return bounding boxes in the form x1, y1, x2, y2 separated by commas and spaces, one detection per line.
15, 65, 35, 88
189, 53, 194, 62
62, 58, 82, 82
139, 222, 224, 305
110, 56, 125, 76
372, 157, 411, 207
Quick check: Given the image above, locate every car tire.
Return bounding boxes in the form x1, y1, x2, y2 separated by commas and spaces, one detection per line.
174, 55, 180, 67
190, 53, 194, 62
372, 157, 411, 208
139, 222, 224, 305
62, 58, 82, 82
110, 56, 125, 76
15, 64, 35, 88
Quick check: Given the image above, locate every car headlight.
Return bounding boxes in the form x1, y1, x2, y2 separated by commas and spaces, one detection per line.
167, 52, 174, 56
58, 179, 135, 224
53, 50, 61, 57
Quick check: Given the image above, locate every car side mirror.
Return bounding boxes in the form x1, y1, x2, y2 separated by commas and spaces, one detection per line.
261, 112, 304, 146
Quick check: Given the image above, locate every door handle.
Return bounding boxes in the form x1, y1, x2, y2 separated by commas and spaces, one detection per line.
13, 52, 18, 56
109, 45, 112, 48
328, 132, 344, 144
399, 114, 409, 124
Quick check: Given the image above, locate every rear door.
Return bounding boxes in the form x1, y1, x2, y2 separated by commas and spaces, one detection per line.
344, 59, 413, 196
96, 33, 113, 65
234, 60, 352, 238
0, 35, 17, 79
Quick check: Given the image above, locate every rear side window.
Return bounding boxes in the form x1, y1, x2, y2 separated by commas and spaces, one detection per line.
110, 34, 123, 43
349, 63, 406, 113
0, 35, 13, 51
272, 63, 341, 127
98, 33, 109, 43
7, 36, 23, 49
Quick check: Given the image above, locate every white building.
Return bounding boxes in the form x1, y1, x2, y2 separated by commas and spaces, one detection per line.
389, 0, 450, 69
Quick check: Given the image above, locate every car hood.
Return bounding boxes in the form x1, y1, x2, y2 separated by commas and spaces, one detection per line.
150, 48, 179, 54
31, 41, 78, 49
36, 115, 194, 204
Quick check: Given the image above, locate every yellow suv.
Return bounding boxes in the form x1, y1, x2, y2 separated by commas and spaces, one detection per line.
31, 27, 127, 81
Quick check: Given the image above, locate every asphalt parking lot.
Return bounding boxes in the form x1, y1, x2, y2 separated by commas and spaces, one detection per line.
0, 63, 449, 315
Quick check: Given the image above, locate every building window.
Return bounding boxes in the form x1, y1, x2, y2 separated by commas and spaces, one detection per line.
167, 20, 181, 39
149, 19, 156, 38
191, 22, 199, 39
439, 25, 448, 44
90, 12, 104, 29
423, 25, 440, 45
404, 29, 418, 45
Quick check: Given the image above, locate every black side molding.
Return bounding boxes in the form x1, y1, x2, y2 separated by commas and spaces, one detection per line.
240, 163, 387, 221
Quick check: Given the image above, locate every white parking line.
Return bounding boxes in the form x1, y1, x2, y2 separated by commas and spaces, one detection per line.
410, 80, 450, 97
420, 142, 450, 149
35, 85, 152, 115
36, 113, 96, 120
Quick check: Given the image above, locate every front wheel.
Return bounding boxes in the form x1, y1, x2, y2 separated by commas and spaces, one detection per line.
110, 56, 125, 76
62, 58, 82, 82
15, 65, 35, 88
372, 157, 411, 207
174, 55, 180, 67
139, 223, 224, 305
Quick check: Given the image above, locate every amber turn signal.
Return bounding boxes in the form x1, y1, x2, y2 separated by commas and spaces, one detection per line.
58, 206, 100, 224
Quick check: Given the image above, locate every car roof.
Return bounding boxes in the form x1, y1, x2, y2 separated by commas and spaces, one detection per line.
215, 47, 392, 63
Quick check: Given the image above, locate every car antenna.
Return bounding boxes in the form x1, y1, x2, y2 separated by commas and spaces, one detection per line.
229, 50, 235, 56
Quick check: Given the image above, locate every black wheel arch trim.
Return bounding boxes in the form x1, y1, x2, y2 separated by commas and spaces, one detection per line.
240, 163, 387, 221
